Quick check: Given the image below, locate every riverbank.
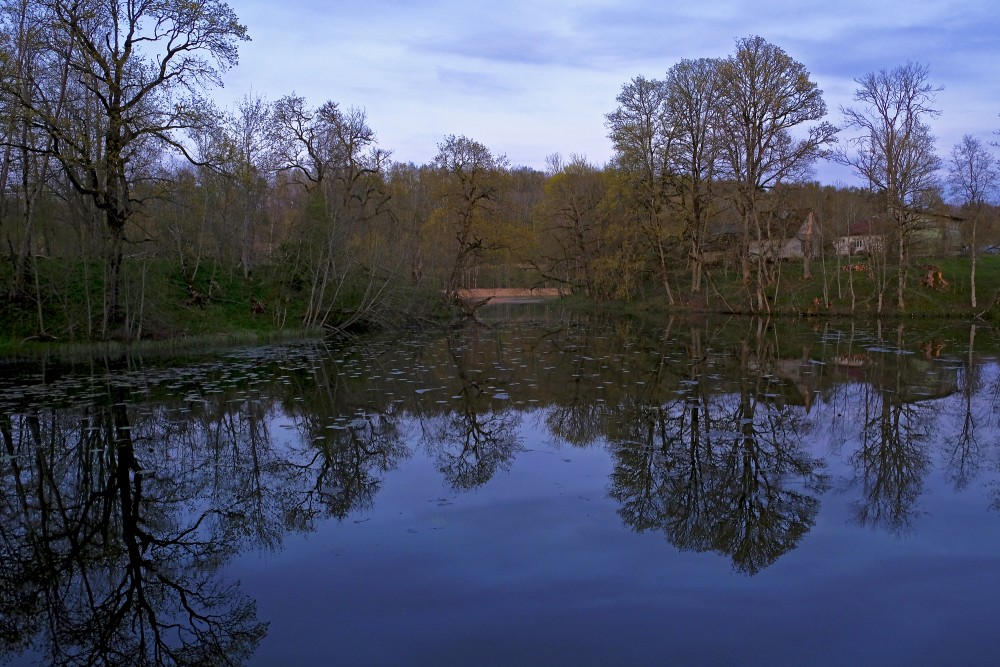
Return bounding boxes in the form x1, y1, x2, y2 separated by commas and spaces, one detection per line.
3, 255, 999, 356
623, 255, 1000, 320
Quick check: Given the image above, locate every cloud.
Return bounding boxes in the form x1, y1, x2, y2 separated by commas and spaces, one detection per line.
221, 0, 1000, 177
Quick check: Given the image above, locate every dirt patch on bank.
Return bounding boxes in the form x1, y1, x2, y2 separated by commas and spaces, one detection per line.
456, 287, 567, 303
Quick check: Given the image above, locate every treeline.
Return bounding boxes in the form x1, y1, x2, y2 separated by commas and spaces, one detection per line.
0, 2, 998, 342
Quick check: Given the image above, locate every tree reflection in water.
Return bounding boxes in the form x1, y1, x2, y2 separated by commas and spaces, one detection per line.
419, 327, 523, 490
280, 348, 410, 523
608, 321, 828, 575
0, 316, 996, 662
851, 384, 930, 533
0, 389, 266, 666
944, 325, 983, 492
849, 326, 934, 533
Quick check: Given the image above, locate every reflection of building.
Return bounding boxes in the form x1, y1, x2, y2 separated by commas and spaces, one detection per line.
771, 357, 820, 413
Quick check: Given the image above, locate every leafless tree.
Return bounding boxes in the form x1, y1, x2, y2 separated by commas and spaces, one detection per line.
431, 134, 509, 307
947, 134, 998, 308
837, 62, 942, 311
606, 75, 679, 304
272, 95, 396, 330
665, 58, 724, 294
717, 36, 837, 312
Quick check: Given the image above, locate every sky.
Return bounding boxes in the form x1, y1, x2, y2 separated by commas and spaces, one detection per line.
219, 0, 1000, 186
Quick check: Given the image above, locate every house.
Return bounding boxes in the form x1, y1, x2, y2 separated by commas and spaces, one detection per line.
747, 209, 822, 261
908, 210, 965, 256
834, 220, 887, 257
834, 211, 965, 257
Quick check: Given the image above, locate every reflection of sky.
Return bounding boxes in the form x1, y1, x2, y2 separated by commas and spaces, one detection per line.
6, 325, 1000, 664
232, 403, 1000, 666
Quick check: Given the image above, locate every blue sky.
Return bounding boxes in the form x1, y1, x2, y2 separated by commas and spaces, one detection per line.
222, 0, 1000, 185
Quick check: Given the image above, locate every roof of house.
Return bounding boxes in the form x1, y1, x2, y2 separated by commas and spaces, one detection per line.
847, 221, 880, 236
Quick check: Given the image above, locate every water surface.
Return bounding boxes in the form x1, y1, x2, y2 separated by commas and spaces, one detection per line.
2, 310, 1000, 665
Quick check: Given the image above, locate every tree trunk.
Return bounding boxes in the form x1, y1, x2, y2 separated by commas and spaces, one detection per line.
655, 236, 675, 306
970, 213, 978, 309
102, 225, 125, 336
896, 230, 906, 311
801, 214, 814, 280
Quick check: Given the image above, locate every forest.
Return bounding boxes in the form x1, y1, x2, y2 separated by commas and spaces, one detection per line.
1, 1, 999, 344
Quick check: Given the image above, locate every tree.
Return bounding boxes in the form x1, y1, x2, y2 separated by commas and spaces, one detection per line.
605, 75, 679, 304
430, 134, 509, 306
226, 93, 278, 277
837, 62, 942, 311
385, 161, 435, 285
4, 0, 249, 333
0, 0, 65, 313
716, 36, 837, 310
947, 135, 997, 308
664, 58, 723, 293
272, 95, 396, 330
533, 155, 610, 297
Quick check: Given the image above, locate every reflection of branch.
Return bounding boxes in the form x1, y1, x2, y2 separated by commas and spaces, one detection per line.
305, 416, 407, 520
609, 375, 826, 576
851, 388, 929, 533
423, 404, 522, 491
417, 331, 524, 490
945, 397, 979, 491
946, 345, 982, 491
0, 401, 268, 665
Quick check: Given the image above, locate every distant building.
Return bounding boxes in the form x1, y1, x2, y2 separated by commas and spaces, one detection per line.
747, 209, 822, 261
834, 219, 887, 257
833, 211, 965, 257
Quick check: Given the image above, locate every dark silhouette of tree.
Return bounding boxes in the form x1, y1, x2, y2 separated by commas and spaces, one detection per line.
608, 322, 828, 575
0, 396, 266, 665
420, 326, 522, 490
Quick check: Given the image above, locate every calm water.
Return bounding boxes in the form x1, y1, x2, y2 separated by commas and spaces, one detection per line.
3, 308, 1000, 666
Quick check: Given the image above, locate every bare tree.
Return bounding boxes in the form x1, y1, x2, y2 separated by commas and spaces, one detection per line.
664, 58, 723, 293
837, 62, 942, 311
227, 94, 278, 278
272, 95, 396, 330
717, 36, 837, 312
605, 75, 679, 305
431, 134, 509, 307
4, 0, 248, 334
947, 134, 998, 309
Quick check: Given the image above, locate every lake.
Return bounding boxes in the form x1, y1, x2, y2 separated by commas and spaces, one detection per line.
3, 306, 1000, 666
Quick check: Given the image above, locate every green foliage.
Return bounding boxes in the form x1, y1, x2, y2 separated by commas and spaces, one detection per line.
0, 256, 449, 349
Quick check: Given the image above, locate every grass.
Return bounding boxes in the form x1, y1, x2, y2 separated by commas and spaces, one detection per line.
0, 255, 454, 355
0, 327, 324, 363
678, 255, 1000, 319
3, 253, 996, 356
0, 257, 323, 353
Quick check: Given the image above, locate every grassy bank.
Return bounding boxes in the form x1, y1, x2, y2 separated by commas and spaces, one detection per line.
0, 257, 446, 355
3, 255, 997, 356
630, 255, 1000, 320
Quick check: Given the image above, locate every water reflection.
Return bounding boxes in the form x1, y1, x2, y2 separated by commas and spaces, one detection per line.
607, 320, 828, 574
1, 314, 999, 663
418, 326, 523, 490
0, 390, 267, 666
